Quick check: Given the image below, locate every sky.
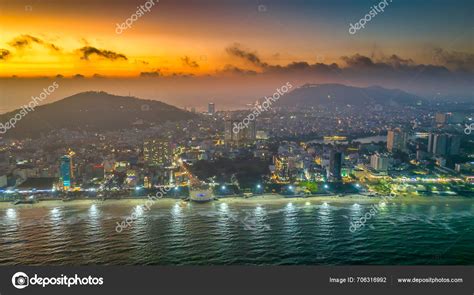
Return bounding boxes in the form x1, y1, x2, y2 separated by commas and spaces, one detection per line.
0, 0, 473, 111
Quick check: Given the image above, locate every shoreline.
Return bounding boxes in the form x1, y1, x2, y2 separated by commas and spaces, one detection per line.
0, 194, 472, 209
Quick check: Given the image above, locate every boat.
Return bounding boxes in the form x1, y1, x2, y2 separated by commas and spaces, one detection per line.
190, 188, 214, 203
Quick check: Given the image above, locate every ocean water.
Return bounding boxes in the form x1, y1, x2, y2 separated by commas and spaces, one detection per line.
1, 199, 473, 265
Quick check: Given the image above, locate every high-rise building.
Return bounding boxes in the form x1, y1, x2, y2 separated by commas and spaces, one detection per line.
273, 155, 290, 182
60, 155, 72, 189
387, 128, 407, 152
370, 153, 389, 171
208, 102, 215, 115
144, 140, 172, 166
428, 133, 460, 156
328, 151, 342, 182
224, 119, 256, 146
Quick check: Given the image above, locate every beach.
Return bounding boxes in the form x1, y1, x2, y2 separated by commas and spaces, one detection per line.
1, 193, 472, 209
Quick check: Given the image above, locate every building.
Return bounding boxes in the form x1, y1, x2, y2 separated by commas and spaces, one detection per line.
16, 177, 58, 192
224, 119, 256, 146
428, 133, 461, 156
208, 102, 215, 115
435, 112, 448, 126
370, 153, 389, 172
60, 155, 72, 189
143, 140, 172, 166
273, 155, 290, 182
387, 129, 407, 153
328, 151, 342, 182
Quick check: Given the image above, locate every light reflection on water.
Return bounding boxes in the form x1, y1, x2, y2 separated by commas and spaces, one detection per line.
0, 200, 473, 265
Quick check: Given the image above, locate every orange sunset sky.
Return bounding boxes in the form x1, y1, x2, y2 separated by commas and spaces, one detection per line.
0, 0, 472, 111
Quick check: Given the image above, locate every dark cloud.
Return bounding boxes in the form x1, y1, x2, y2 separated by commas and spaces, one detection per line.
171, 72, 194, 78
0, 49, 11, 60
139, 70, 161, 77
218, 64, 258, 75
432, 48, 474, 72
226, 43, 268, 68
8, 35, 60, 51
341, 54, 376, 68
78, 46, 127, 61
381, 54, 414, 67
265, 61, 340, 74
340, 53, 451, 76
181, 56, 199, 68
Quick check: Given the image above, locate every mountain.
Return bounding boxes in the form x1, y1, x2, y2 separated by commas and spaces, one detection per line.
0, 91, 197, 138
276, 83, 423, 108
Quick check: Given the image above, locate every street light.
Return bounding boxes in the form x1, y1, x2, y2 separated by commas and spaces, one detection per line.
221, 185, 226, 190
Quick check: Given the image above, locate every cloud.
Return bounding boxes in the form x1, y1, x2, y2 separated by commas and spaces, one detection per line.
73, 74, 85, 79
78, 46, 127, 61
181, 56, 199, 68
217, 64, 257, 75
341, 54, 377, 68
340, 53, 451, 76
0, 49, 11, 60
432, 48, 474, 72
226, 43, 268, 68
8, 34, 60, 51
139, 70, 161, 77
265, 61, 340, 74
381, 54, 414, 67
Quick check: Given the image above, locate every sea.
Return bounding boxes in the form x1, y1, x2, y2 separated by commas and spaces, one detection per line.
1, 199, 473, 265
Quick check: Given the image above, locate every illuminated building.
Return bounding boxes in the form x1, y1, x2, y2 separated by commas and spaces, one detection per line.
224, 119, 256, 146
144, 140, 172, 166
273, 155, 290, 182
60, 155, 72, 190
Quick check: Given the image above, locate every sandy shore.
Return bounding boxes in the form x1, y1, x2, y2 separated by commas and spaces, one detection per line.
0, 194, 472, 209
